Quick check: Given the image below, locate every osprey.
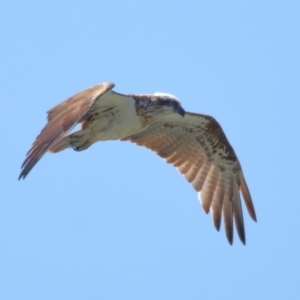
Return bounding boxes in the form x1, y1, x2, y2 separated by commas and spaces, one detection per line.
19, 82, 256, 244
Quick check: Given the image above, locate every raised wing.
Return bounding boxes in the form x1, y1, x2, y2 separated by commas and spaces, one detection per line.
123, 112, 256, 244
18, 82, 114, 180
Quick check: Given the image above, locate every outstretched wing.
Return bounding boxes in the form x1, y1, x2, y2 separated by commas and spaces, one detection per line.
123, 112, 256, 244
19, 82, 114, 180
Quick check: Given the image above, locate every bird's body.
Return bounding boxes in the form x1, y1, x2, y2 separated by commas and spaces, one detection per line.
51, 89, 144, 152
19, 82, 256, 244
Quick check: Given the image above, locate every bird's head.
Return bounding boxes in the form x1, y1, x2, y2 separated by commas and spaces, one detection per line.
151, 92, 186, 117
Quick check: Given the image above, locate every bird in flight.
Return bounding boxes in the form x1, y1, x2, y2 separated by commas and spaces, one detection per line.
19, 82, 256, 244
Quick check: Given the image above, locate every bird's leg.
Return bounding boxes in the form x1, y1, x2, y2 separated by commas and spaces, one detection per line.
70, 138, 93, 152
69, 129, 93, 152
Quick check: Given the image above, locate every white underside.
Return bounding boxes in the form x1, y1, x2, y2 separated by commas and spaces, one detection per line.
51, 90, 145, 152
88, 91, 143, 141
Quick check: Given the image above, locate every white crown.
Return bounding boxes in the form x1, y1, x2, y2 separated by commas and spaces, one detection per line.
153, 92, 180, 102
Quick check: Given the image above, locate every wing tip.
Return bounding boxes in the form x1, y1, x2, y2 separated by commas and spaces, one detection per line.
213, 216, 221, 231
238, 232, 246, 245
226, 230, 246, 245
240, 173, 257, 222
18, 174, 27, 180
19, 82, 116, 181
18, 158, 37, 180
225, 230, 233, 245
227, 238, 233, 246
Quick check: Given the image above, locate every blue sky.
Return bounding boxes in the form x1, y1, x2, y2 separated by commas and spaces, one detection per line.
1, 1, 300, 299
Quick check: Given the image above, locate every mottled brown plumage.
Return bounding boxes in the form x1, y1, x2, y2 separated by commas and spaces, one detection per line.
19, 82, 256, 245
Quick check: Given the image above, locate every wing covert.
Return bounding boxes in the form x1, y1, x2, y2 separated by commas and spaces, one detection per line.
123, 112, 256, 244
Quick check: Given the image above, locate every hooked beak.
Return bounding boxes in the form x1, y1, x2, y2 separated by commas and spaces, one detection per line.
175, 106, 186, 117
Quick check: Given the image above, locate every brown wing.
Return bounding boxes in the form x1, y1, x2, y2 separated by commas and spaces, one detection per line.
123, 112, 256, 245
19, 82, 114, 180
